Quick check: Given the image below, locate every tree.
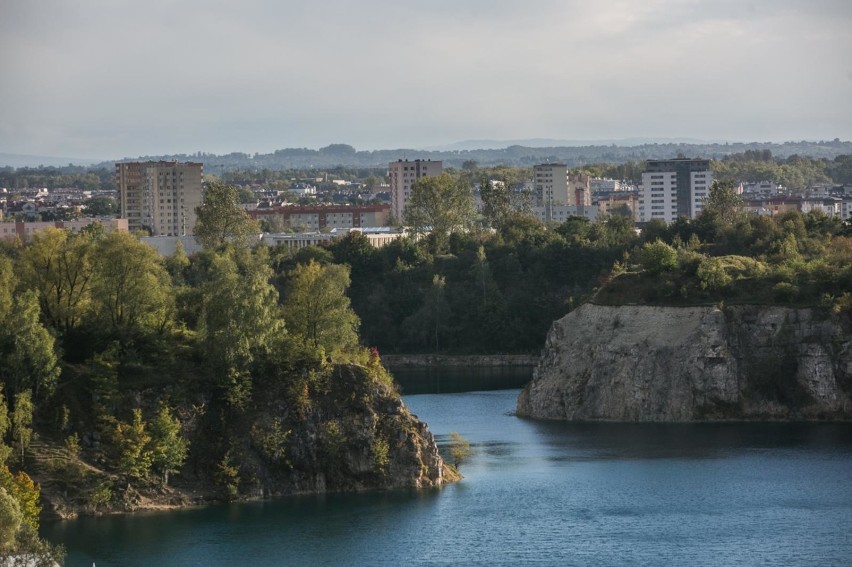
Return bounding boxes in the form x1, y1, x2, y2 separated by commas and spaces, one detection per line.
11, 392, 33, 468
114, 409, 153, 480
90, 232, 174, 337
0, 258, 13, 324
194, 182, 260, 248
449, 432, 471, 469
0, 390, 10, 465
405, 174, 475, 253
283, 260, 360, 354
148, 404, 189, 486
479, 175, 513, 230
702, 180, 744, 225
0, 291, 60, 400
201, 248, 284, 408
83, 196, 118, 216
17, 228, 93, 332
0, 488, 22, 552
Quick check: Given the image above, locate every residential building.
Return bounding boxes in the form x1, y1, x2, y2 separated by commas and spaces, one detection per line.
638, 159, 712, 222
532, 204, 597, 223
248, 204, 390, 231
260, 227, 411, 252
534, 163, 568, 206
0, 218, 128, 241
568, 173, 591, 212
596, 191, 641, 221
743, 196, 842, 217
116, 161, 203, 236
388, 159, 442, 222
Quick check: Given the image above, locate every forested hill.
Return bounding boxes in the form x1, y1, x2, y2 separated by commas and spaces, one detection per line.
97, 140, 852, 171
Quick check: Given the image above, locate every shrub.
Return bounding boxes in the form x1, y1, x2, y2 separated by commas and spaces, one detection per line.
638, 240, 678, 275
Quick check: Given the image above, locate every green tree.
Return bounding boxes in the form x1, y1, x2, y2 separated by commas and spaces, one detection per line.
479, 175, 513, 229
0, 258, 13, 323
405, 174, 475, 253
17, 228, 93, 332
11, 392, 33, 468
148, 404, 189, 486
702, 180, 744, 225
89, 232, 174, 337
282, 261, 360, 354
0, 488, 22, 552
194, 182, 260, 248
404, 274, 450, 352
83, 196, 118, 216
449, 432, 471, 469
114, 409, 153, 480
201, 248, 284, 408
0, 291, 60, 400
0, 391, 10, 465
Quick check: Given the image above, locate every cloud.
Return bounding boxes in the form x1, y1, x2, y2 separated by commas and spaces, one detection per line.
1, 0, 850, 158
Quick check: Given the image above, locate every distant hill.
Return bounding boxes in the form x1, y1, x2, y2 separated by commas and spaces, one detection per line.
4, 140, 850, 173
0, 153, 100, 168
427, 138, 717, 151
91, 139, 852, 172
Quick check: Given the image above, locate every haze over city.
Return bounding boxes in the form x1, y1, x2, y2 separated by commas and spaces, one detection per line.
2, 0, 851, 161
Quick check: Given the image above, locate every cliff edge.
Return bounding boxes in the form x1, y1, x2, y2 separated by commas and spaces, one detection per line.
517, 304, 852, 421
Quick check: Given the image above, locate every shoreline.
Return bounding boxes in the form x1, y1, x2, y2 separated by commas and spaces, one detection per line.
381, 354, 538, 368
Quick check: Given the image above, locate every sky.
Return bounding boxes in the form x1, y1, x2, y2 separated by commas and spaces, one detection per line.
1, 0, 851, 160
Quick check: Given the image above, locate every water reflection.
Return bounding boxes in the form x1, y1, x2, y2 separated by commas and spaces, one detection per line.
526, 420, 852, 461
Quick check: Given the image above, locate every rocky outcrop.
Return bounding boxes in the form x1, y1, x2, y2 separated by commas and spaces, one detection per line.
231, 363, 453, 495
517, 304, 852, 421
37, 363, 454, 519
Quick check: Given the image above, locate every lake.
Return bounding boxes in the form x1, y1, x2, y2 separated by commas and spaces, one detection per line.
43, 386, 852, 566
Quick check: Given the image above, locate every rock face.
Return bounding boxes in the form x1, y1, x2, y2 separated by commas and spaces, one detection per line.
220, 363, 453, 497
517, 304, 852, 421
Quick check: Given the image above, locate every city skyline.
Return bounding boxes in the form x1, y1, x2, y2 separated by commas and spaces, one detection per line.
2, 0, 851, 160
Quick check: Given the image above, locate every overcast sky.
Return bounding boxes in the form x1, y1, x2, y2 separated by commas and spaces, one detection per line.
1, 0, 851, 160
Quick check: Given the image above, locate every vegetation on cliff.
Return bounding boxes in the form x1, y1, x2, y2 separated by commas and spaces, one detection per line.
597, 185, 852, 312
0, 212, 453, 559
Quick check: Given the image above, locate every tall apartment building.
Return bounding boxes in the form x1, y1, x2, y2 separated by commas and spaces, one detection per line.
638, 159, 712, 223
534, 163, 568, 207
117, 161, 203, 236
388, 159, 442, 222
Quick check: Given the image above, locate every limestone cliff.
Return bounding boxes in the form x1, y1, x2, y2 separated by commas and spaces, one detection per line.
517, 304, 852, 421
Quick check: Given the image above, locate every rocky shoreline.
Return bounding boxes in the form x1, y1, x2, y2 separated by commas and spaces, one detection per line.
36, 363, 459, 521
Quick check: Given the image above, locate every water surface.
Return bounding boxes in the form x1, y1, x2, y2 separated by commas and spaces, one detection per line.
44, 389, 852, 566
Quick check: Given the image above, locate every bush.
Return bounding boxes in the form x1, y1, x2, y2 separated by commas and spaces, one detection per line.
697, 255, 768, 291
638, 240, 678, 275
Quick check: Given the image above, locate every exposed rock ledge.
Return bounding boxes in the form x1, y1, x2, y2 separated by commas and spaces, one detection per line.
517, 304, 852, 421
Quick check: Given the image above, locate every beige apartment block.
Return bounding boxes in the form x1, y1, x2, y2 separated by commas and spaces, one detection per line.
117, 161, 203, 236
389, 159, 442, 222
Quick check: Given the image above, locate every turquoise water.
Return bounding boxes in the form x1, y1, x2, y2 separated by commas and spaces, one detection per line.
44, 389, 852, 566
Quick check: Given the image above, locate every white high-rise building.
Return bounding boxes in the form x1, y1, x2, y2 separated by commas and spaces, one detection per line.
117, 161, 204, 236
388, 159, 442, 222
638, 159, 712, 223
